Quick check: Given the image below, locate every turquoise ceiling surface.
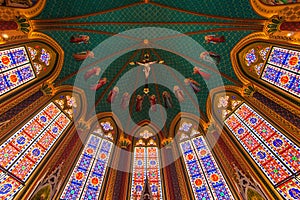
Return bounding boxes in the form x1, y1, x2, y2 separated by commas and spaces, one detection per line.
33, 1, 262, 133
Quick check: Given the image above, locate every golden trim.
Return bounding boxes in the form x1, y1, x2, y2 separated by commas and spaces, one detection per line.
250, 0, 300, 20
0, 0, 47, 19
231, 32, 300, 113
0, 32, 64, 116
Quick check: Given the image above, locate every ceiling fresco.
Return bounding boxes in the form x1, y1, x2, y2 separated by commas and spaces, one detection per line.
31, 1, 263, 132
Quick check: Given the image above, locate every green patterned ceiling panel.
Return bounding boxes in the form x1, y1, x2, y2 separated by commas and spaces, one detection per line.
35, 1, 262, 129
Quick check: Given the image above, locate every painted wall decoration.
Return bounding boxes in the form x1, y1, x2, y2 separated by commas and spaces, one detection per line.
60, 133, 113, 200
224, 103, 300, 199
130, 145, 163, 200
260, 0, 300, 5
180, 135, 234, 200
0, 101, 71, 199
0, 0, 38, 8
0, 42, 58, 99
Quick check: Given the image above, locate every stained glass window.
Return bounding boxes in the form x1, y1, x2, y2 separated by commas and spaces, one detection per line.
130, 146, 163, 200
60, 134, 113, 200
180, 136, 234, 200
0, 46, 36, 96
261, 47, 300, 98
0, 102, 71, 199
225, 103, 300, 199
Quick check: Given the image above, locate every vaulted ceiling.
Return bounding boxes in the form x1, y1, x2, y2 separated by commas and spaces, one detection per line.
33, 1, 263, 133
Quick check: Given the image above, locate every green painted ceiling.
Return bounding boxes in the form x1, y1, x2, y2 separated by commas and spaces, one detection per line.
34, 1, 262, 134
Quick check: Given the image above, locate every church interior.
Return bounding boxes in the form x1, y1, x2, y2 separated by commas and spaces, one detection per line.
0, 0, 299, 199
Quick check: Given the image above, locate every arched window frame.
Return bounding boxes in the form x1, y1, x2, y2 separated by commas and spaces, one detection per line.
59, 116, 118, 200
0, 86, 85, 200
208, 87, 300, 199
129, 126, 164, 200
0, 32, 64, 115
174, 118, 234, 200
232, 32, 300, 106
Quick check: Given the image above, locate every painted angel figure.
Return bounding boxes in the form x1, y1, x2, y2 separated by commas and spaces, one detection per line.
70, 35, 90, 44
173, 85, 185, 102
200, 51, 220, 65
107, 86, 119, 103
121, 92, 130, 110
193, 67, 211, 80
162, 91, 172, 109
204, 35, 225, 44
73, 51, 94, 61
136, 95, 144, 112
184, 78, 201, 93
149, 94, 157, 111
90, 77, 107, 91
84, 67, 101, 81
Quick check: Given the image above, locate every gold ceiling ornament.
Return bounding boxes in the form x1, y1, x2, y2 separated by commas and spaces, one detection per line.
243, 84, 256, 98
76, 119, 90, 133
250, 0, 300, 20
161, 137, 173, 149
119, 134, 131, 149
41, 82, 55, 96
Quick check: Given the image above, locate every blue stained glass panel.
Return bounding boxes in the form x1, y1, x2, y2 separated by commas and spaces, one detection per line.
180, 140, 213, 200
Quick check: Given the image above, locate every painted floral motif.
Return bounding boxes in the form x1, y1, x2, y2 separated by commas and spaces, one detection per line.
218, 95, 229, 108
245, 49, 257, 66
179, 122, 192, 132
100, 121, 113, 131
40, 49, 50, 66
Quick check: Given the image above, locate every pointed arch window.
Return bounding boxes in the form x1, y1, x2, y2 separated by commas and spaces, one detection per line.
130, 136, 163, 200
220, 94, 300, 199
0, 39, 61, 102
178, 122, 234, 199
60, 122, 114, 200
0, 94, 74, 199
235, 39, 300, 102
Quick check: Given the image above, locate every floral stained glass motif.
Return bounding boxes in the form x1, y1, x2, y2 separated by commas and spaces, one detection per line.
39, 49, 50, 66
131, 147, 146, 200
27, 47, 37, 61
180, 140, 214, 200
259, 47, 270, 61
0, 47, 29, 72
245, 48, 257, 66
0, 171, 23, 200
0, 102, 70, 183
0, 46, 40, 97
192, 136, 234, 199
60, 135, 113, 200
234, 104, 300, 174
277, 178, 300, 200
225, 103, 300, 199
261, 47, 300, 98
147, 147, 163, 199
130, 147, 163, 200
180, 137, 234, 200
0, 64, 36, 96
